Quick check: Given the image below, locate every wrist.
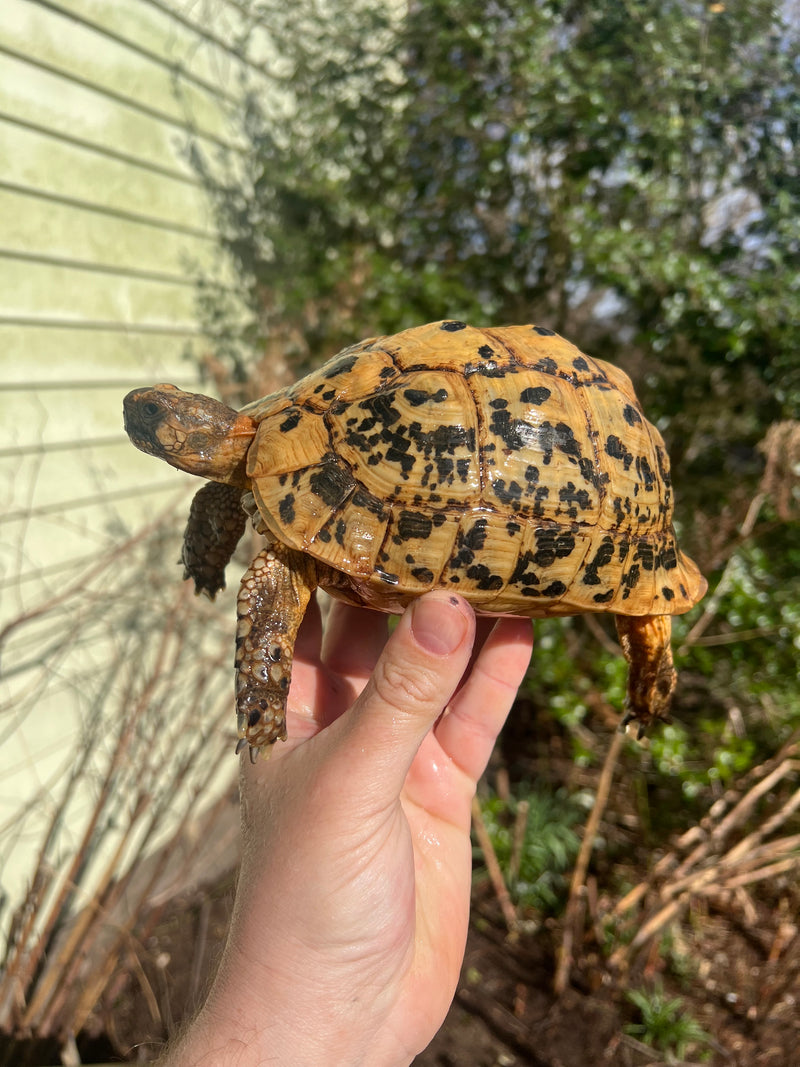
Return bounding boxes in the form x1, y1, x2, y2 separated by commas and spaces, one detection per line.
159, 949, 414, 1067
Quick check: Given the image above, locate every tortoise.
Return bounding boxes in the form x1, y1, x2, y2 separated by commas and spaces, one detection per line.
123, 320, 706, 762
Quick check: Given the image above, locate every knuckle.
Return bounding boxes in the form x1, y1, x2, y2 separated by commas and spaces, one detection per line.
370, 654, 440, 718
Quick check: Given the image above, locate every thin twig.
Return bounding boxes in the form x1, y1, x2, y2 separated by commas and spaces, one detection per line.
555, 728, 624, 994
679, 491, 765, 653
472, 795, 518, 936
507, 800, 529, 888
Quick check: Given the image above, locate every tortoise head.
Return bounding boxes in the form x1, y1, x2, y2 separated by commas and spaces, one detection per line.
123, 384, 256, 486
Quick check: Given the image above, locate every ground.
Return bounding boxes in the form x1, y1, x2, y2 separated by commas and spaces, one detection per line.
6, 700, 799, 1067
104, 698, 800, 1067
89, 868, 798, 1067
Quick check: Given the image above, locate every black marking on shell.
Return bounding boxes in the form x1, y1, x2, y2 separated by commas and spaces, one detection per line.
572, 356, 590, 371
376, 567, 399, 584
532, 528, 575, 567
520, 386, 551, 405
323, 354, 359, 378
635, 542, 655, 571
352, 487, 388, 516
582, 537, 615, 585
605, 434, 634, 470
622, 404, 642, 426
540, 580, 567, 597
660, 544, 678, 570
662, 586, 675, 600
404, 387, 448, 406
396, 510, 433, 541
533, 326, 556, 336
412, 566, 435, 583
279, 494, 295, 524
558, 481, 592, 517
279, 410, 301, 432
493, 479, 523, 507
466, 563, 503, 591
462, 517, 489, 551
309, 463, 356, 507
637, 455, 656, 493
441, 320, 467, 331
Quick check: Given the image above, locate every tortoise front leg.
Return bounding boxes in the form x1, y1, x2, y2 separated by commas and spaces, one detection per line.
235, 543, 317, 762
614, 614, 677, 738
182, 481, 247, 598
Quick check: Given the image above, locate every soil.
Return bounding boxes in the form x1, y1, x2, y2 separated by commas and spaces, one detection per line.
93, 867, 800, 1067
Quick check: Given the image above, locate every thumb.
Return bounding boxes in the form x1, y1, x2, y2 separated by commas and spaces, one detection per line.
336, 591, 476, 795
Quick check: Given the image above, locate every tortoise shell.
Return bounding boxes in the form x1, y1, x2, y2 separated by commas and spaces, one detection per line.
239, 320, 703, 618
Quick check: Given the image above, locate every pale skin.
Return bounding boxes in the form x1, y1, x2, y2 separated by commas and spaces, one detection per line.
160, 591, 534, 1066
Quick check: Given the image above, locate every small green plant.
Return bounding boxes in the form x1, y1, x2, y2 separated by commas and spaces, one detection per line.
624, 982, 712, 1061
476, 788, 583, 913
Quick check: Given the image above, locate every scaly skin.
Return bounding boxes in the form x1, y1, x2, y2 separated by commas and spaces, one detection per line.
234, 543, 318, 760
123, 384, 256, 486
182, 481, 249, 598
615, 613, 677, 737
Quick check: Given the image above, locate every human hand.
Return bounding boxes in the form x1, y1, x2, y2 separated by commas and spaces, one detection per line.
164, 591, 533, 1066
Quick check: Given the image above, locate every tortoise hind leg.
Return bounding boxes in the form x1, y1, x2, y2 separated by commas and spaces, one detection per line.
182, 481, 248, 598
614, 614, 677, 738
235, 542, 318, 761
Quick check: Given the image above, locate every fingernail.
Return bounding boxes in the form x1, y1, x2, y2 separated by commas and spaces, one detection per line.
411, 594, 469, 656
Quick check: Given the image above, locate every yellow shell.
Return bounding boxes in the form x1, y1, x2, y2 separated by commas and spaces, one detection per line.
243, 320, 706, 618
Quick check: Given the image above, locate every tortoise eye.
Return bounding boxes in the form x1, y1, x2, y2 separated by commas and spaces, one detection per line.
141, 401, 161, 418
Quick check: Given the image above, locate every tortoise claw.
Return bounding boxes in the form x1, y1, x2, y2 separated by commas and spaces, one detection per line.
619, 711, 647, 740
234, 736, 266, 764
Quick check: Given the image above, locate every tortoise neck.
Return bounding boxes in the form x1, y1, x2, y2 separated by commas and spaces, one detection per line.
212, 411, 257, 487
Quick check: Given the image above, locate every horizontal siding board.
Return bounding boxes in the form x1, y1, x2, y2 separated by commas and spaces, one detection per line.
0, 119, 214, 229
1, 258, 203, 326
0, 107, 200, 186
0, 325, 209, 382
0, 0, 253, 954
0, 186, 220, 275
0, 0, 244, 147
0, 51, 227, 180
0, 248, 228, 290
32, 0, 246, 105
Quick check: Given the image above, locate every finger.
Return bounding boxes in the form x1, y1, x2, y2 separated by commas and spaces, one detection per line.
328, 592, 476, 797
434, 617, 533, 784
321, 600, 390, 677
293, 592, 323, 666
